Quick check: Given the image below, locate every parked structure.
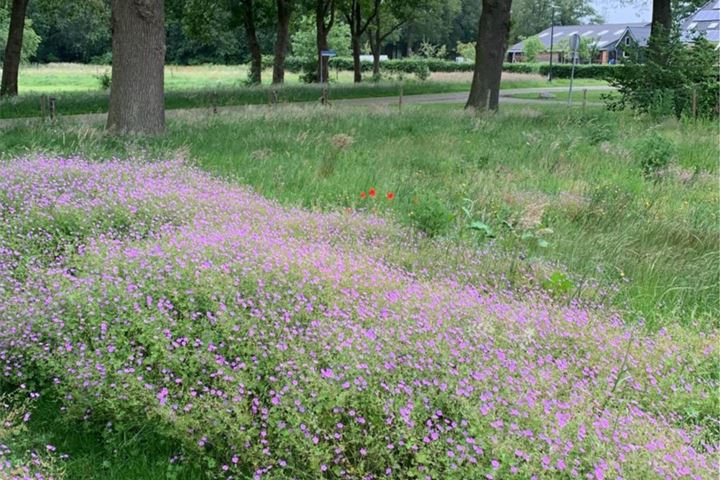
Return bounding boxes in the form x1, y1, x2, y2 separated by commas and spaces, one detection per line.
508, 0, 719, 64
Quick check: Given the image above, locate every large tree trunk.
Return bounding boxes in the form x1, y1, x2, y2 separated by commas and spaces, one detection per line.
466, 0, 513, 111
316, 0, 334, 83
107, 0, 165, 134
273, 0, 291, 84
649, 0, 672, 51
242, 0, 262, 85
0, 0, 30, 97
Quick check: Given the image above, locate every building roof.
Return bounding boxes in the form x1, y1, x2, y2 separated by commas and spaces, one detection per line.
508, 23, 649, 53
509, 1, 720, 54
681, 0, 720, 43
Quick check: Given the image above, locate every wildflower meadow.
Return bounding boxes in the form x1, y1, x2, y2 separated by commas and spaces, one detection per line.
0, 156, 717, 479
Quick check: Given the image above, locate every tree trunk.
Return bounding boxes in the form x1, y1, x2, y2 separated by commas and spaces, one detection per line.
107, 0, 165, 134
273, 0, 291, 84
649, 0, 672, 52
370, 16, 380, 76
466, 0, 513, 111
316, 0, 334, 83
0, 0, 30, 97
351, 34, 362, 83
242, 0, 262, 85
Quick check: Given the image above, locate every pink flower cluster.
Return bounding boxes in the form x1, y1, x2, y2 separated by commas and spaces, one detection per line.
0, 157, 717, 479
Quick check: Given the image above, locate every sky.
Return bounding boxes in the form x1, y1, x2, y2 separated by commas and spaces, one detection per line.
591, 0, 651, 23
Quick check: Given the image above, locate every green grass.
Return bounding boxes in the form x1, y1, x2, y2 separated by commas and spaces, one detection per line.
1, 63, 607, 120
1, 103, 716, 329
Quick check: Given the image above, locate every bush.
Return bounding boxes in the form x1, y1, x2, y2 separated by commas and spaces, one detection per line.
635, 132, 675, 179
538, 64, 616, 79
608, 32, 720, 119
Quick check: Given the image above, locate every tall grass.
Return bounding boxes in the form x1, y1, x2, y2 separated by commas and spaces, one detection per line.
1, 104, 717, 328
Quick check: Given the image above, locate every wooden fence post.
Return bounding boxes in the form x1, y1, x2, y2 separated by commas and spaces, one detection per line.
49, 97, 57, 123
582, 89, 588, 110
399, 83, 403, 114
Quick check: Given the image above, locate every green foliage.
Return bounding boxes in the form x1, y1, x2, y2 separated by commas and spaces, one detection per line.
410, 195, 454, 237
455, 41, 475, 62
522, 36, 544, 62
417, 41, 447, 59
541, 271, 574, 297
635, 132, 675, 179
95, 71, 111, 91
608, 32, 720, 119
28, 0, 109, 64
0, 9, 41, 63
290, 16, 351, 82
538, 63, 616, 79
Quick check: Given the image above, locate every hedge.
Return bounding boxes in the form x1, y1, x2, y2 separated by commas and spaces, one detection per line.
260, 56, 617, 79
537, 64, 617, 79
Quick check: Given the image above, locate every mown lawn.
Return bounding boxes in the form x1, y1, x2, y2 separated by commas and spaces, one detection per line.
1, 103, 717, 328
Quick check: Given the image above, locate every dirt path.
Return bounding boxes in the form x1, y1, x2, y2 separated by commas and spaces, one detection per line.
0, 86, 614, 129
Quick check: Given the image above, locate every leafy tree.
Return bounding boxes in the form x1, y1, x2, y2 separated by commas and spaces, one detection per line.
291, 14, 350, 81
28, 0, 109, 63
522, 35, 544, 62
392, 0, 462, 57
0, 4, 39, 64
1, 0, 30, 96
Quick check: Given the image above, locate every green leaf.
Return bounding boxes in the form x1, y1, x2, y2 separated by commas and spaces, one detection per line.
469, 221, 495, 238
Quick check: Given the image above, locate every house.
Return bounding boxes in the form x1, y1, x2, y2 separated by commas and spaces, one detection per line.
507, 0, 719, 64
681, 0, 720, 44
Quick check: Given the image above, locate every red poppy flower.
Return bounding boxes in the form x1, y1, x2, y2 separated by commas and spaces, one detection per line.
369, 188, 376, 198
360, 191, 367, 199
386, 192, 395, 200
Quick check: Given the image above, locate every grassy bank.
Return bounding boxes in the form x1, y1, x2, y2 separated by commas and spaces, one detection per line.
1, 104, 716, 328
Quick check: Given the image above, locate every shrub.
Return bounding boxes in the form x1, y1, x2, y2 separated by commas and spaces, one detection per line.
635, 132, 675, 179
608, 32, 720, 119
538, 64, 616, 79
522, 36, 544, 63
410, 195, 454, 236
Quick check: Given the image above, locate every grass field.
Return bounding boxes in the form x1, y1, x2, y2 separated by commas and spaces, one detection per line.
0, 103, 717, 480
0, 63, 608, 120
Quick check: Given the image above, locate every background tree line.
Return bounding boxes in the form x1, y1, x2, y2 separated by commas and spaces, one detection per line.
4, 0, 613, 67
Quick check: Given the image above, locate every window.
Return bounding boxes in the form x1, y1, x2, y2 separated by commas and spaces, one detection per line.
708, 22, 718, 29
581, 30, 594, 36
625, 36, 631, 45
688, 22, 698, 29
597, 30, 609, 36
623, 49, 629, 58
613, 29, 625, 35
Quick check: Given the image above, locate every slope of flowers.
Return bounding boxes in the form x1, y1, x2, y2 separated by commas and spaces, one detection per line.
0, 157, 717, 479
